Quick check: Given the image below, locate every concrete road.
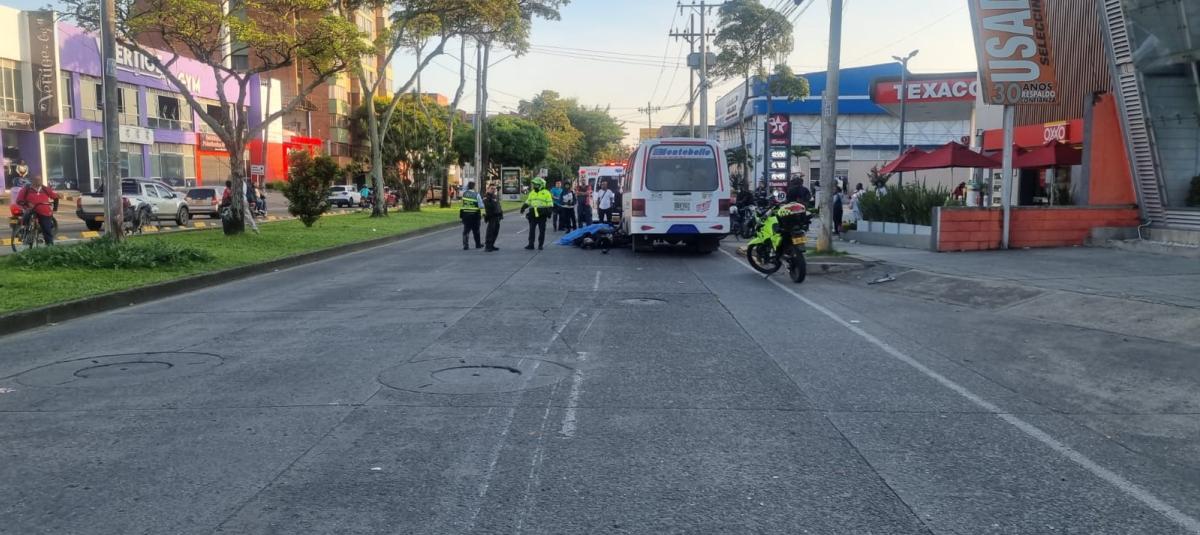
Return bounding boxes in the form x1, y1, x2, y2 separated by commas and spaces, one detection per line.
1, 224, 1198, 534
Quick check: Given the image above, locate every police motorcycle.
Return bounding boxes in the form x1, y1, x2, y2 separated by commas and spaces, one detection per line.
745, 200, 812, 283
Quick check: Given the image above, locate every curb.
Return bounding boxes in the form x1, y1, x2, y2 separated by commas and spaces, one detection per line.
0, 218, 460, 338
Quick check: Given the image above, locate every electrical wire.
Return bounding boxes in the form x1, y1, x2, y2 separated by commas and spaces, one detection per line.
845, 5, 966, 65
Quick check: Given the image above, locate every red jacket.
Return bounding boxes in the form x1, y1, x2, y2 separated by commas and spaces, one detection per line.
17, 185, 58, 217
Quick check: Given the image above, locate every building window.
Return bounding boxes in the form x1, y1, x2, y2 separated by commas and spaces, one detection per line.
147, 90, 193, 131
59, 71, 73, 119
44, 134, 80, 189
95, 138, 144, 178
231, 54, 249, 72
150, 142, 197, 187
0, 59, 23, 112
80, 76, 108, 122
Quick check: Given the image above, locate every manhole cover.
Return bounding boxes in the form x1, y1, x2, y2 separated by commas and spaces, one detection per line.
619, 298, 667, 305
10, 352, 223, 388
378, 357, 572, 395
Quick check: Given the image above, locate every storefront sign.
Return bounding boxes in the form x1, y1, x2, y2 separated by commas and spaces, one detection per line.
968, 0, 1059, 105
982, 118, 1082, 150
872, 77, 980, 105
119, 125, 155, 145
197, 133, 225, 152
25, 11, 60, 129
764, 114, 791, 187
1043, 121, 1068, 143
0, 111, 34, 131
94, 37, 203, 94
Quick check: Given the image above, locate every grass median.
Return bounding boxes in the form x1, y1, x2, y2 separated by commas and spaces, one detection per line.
0, 203, 519, 315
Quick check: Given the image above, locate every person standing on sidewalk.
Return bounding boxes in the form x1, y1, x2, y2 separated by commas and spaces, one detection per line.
460, 181, 483, 250
483, 184, 503, 252
595, 180, 615, 225
522, 177, 553, 250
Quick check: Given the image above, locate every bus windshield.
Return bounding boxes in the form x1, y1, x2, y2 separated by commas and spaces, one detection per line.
644, 145, 718, 192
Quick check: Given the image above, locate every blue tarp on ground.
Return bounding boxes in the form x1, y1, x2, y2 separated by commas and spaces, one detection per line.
558, 224, 613, 246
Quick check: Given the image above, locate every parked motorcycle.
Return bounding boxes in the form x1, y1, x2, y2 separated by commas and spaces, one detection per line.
745, 202, 811, 283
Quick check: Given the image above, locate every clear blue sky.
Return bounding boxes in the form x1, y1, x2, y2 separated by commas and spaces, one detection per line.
24, 0, 979, 143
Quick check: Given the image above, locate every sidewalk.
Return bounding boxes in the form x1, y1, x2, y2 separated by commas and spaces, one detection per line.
834, 242, 1200, 346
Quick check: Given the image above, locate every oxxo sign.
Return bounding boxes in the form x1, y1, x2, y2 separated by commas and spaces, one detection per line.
1043, 122, 1067, 143
968, 0, 1059, 106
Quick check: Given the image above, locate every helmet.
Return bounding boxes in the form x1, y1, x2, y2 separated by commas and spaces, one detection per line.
531, 177, 546, 188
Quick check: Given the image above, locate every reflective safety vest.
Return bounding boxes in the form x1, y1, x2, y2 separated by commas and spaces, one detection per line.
527, 189, 553, 218
460, 191, 482, 213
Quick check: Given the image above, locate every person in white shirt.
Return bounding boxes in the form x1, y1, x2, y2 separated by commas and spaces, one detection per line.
594, 181, 615, 225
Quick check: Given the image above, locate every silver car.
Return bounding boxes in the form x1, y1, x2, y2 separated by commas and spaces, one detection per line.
185, 186, 228, 219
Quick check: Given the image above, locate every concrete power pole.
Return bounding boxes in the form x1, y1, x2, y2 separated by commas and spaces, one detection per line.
473, 40, 483, 188
100, 0, 124, 239
816, 0, 843, 253
673, 2, 715, 139
637, 101, 663, 130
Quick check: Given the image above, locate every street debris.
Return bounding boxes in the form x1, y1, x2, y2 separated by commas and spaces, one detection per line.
868, 273, 896, 285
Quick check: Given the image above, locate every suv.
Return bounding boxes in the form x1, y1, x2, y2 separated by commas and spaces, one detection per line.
184, 186, 228, 219
77, 179, 192, 230
327, 185, 361, 208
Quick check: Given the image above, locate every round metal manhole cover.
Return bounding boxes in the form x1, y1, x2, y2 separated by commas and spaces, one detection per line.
10, 352, 223, 388
378, 357, 572, 395
619, 297, 667, 306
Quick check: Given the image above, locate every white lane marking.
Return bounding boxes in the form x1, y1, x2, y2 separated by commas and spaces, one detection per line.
592, 270, 601, 292
516, 228, 527, 235
559, 352, 588, 438
719, 249, 1200, 535
465, 406, 516, 531
515, 381, 561, 533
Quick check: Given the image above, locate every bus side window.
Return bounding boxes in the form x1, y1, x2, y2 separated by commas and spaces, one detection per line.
624, 149, 637, 191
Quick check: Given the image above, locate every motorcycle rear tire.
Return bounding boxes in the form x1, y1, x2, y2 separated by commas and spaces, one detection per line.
788, 254, 807, 283
747, 243, 781, 275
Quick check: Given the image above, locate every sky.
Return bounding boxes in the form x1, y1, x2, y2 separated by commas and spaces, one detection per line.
393, 0, 981, 144
21, 0, 981, 145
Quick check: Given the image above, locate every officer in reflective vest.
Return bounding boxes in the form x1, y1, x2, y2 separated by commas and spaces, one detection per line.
460, 181, 483, 250
522, 177, 554, 250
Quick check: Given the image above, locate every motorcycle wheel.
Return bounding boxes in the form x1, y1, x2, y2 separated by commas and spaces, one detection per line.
788, 253, 807, 283
740, 216, 756, 239
746, 243, 781, 275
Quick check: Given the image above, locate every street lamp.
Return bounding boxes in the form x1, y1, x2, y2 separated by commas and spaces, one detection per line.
892, 49, 918, 187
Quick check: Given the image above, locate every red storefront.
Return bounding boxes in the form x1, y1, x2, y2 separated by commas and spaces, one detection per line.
247, 135, 323, 184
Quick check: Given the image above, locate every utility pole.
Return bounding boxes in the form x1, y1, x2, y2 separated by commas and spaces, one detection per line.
816, 0, 843, 253
673, 2, 716, 138
480, 41, 490, 186
688, 14, 696, 137
637, 101, 663, 130
892, 49, 918, 188
473, 40, 483, 189
100, 0, 123, 239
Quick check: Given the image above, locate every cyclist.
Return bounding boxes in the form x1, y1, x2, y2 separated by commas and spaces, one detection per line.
16, 175, 59, 245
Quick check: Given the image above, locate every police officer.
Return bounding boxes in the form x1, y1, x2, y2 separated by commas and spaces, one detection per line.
483, 184, 503, 252
460, 181, 483, 250
522, 177, 553, 250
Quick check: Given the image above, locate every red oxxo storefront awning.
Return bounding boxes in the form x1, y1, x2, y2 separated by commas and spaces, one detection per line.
982, 119, 1083, 151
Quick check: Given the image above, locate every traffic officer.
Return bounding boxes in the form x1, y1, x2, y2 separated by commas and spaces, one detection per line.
522, 177, 554, 250
460, 181, 483, 250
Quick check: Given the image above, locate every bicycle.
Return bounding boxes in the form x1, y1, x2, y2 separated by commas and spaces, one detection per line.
10, 204, 56, 252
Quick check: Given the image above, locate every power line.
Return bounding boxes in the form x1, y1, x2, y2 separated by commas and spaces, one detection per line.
526, 47, 686, 68
649, 8, 681, 105
846, 5, 966, 64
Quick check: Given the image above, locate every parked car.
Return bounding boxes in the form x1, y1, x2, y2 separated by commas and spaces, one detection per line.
76, 179, 192, 231
184, 186, 228, 219
425, 186, 443, 204
327, 185, 361, 208
359, 187, 399, 208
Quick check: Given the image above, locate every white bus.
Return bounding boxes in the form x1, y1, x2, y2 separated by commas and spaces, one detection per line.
621, 138, 731, 253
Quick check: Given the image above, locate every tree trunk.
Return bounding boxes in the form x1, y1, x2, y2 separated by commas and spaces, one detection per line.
227, 147, 248, 235
368, 104, 387, 218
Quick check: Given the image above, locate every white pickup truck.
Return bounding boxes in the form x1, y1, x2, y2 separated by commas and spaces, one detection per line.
76, 179, 192, 231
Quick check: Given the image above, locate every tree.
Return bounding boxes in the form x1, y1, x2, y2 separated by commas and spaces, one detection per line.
567, 105, 625, 166
455, 115, 548, 179
62, 0, 372, 235
518, 90, 583, 181
712, 0, 794, 176
336, 0, 521, 217
283, 151, 340, 227
354, 94, 462, 211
